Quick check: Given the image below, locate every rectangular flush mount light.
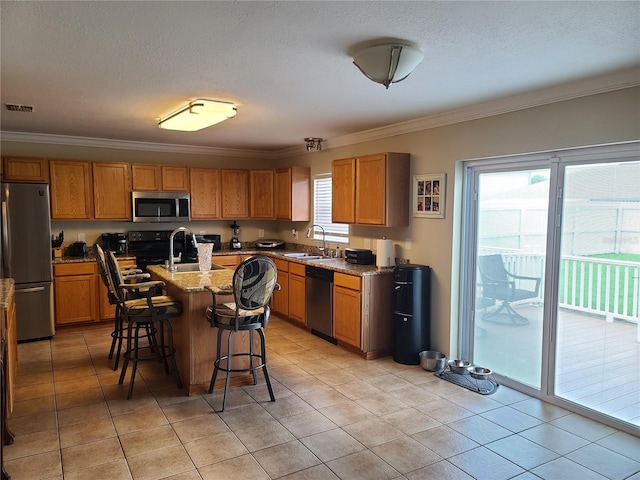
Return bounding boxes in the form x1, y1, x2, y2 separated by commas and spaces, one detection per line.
158, 99, 237, 131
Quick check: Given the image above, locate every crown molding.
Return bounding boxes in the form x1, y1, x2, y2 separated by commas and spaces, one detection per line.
0, 131, 280, 159
3, 66, 638, 158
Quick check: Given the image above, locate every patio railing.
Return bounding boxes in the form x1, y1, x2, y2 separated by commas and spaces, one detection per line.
480, 249, 640, 324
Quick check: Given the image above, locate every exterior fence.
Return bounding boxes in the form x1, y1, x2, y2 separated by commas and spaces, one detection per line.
480, 249, 640, 324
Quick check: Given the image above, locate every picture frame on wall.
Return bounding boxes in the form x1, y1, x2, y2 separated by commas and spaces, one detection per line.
413, 173, 446, 218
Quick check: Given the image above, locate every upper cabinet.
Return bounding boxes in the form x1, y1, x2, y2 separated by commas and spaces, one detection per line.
2, 157, 49, 183
50, 159, 93, 219
250, 169, 275, 219
131, 164, 189, 192
93, 162, 131, 220
275, 166, 310, 221
333, 152, 410, 226
221, 169, 249, 219
189, 167, 221, 220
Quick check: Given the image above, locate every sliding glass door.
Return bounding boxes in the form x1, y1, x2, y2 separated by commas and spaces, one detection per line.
462, 143, 640, 429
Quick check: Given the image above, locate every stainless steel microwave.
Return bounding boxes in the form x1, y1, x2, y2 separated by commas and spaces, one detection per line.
132, 191, 190, 223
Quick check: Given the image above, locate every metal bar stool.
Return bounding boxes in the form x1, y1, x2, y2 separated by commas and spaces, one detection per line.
205, 255, 279, 411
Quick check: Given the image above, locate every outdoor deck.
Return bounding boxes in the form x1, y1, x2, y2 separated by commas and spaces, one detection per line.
474, 304, 640, 427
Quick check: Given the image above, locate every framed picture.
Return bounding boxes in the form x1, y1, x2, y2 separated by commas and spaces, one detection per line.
413, 173, 446, 218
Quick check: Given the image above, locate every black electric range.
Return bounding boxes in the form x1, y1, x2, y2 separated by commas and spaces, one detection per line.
127, 231, 220, 271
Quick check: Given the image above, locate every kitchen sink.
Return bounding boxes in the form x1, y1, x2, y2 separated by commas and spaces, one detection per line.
168, 263, 225, 272
282, 253, 323, 260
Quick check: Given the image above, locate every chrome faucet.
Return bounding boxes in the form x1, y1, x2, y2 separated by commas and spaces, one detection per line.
168, 226, 198, 271
306, 224, 328, 257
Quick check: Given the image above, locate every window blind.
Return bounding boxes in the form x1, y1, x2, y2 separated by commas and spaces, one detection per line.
313, 175, 349, 243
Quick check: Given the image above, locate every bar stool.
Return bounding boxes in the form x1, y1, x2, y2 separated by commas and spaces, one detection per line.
95, 245, 153, 370
205, 255, 279, 411
105, 251, 183, 399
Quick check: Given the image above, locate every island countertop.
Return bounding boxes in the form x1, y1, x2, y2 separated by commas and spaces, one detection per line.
147, 265, 234, 293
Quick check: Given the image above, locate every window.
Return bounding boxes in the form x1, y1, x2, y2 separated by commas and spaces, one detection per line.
312, 175, 349, 243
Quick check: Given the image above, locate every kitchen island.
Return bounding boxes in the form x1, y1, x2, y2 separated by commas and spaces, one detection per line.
147, 265, 242, 396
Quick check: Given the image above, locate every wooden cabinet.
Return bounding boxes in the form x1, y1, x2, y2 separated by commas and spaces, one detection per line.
332, 152, 410, 226
131, 164, 161, 191
161, 165, 189, 191
212, 255, 240, 268
93, 162, 131, 220
250, 169, 275, 219
288, 262, 306, 325
53, 263, 98, 325
190, 168, 221, 219
131, 164, 189, 191
275, 167, 310, 221
332, 158, 356, 224
221, 169, 249, 219
333, 273, 362, 348
271, 259, 289, 317
2, 157, 49, 182
49, 159, 93, 219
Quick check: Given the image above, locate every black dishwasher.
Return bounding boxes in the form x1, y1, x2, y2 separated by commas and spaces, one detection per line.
305, 265, 337, 344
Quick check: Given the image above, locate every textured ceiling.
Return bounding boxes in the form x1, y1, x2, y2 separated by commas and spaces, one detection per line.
1, 1, 639, 154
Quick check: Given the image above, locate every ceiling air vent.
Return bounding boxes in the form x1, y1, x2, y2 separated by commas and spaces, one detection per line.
5, 103, 34, 113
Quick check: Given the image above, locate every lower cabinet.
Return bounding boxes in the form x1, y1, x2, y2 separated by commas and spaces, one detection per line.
54, 263, 98, 325
288, 263, 306, 325
54, 259, 136, 325
333, 273, 362, 348
271, 259, 289, 317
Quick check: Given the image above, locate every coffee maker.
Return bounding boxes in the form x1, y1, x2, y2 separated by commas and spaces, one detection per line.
229, 221, 242, 250
101, 233, 127, 255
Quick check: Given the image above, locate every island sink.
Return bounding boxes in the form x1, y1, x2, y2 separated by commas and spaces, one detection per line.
168, 263, 225, 272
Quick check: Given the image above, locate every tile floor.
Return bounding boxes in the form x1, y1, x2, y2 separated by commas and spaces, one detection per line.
4, 317, 640, 480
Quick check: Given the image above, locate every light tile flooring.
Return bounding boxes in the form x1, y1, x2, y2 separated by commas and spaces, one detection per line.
4, 317, 640, 480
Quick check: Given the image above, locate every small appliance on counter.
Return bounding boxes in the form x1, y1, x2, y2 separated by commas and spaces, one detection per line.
229, 221, 242, 249
101, 232, 127, 255
70, 241, 87, 257
345, 248, 375, 265
255, 239, 285, 249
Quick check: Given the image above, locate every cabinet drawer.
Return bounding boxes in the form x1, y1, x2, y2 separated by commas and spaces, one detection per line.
335, 272, 361, 290
289, 262, 306, 277
54, 262, 96, 276
213, 255, 239, 267
273, 258, 289, 272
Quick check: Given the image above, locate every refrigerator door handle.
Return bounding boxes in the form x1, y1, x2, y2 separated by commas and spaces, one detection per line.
1, 200, 10, 278
16, 286, 46, 294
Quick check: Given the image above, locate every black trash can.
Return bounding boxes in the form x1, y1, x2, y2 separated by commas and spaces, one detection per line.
393, 264, 431, 365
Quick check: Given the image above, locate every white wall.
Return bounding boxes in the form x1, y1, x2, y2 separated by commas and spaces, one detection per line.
2, 86, 639, 356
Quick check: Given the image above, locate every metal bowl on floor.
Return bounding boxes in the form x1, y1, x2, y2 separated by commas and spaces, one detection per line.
468, 366, 493, 379
448, 359, 471, 374
419, 351, 447, 372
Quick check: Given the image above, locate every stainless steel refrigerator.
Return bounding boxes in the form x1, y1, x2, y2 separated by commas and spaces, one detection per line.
1, 183, 55, 341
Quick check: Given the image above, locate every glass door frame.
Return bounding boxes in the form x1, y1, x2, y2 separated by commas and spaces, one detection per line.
458, 141, 640, 435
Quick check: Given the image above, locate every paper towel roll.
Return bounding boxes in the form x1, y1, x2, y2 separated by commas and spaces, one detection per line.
376, 239, 394, 267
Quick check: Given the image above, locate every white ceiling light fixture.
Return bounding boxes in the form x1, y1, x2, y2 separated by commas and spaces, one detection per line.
353, 43, 424, 89
158, 99, 237, 131
305, 137, 323, 151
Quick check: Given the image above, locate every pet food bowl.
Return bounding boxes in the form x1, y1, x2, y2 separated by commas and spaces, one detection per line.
419, 351, 447, 372
448, 359, 471, 374
468, 366, 493, 379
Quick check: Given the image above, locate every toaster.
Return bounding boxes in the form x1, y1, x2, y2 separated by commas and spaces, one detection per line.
70, 241, 87, 257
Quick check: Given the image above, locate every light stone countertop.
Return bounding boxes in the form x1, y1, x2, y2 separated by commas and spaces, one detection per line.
0, 279, 15, 309
147, 265, 234, 293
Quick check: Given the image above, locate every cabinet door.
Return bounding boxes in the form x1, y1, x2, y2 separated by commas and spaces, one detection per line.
288, 273, 306, 325
2, 157, 49, 183
334, 285, 361, 348
355, 154, 387, 225
161, 165, 189, 191
221, 169, 249, 218
332, 158, 356, 223
93, 162, 131, 220
50, 159, 93, 219
131, 164, 161, 191
272, 270, 289, 317
54, 274, 98, 325
250, 169, 275, 218
275, 167, 310, 221
190, 168, 221, 219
